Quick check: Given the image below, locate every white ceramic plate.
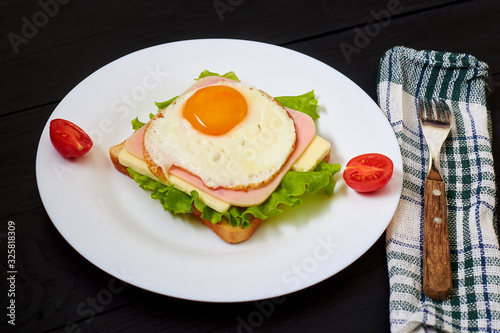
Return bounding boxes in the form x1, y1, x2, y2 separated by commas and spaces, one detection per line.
36, 39, 402, 302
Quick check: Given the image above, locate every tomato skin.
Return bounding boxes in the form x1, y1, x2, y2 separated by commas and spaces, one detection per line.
49, 119, 93, 158
343, 153, 393, 192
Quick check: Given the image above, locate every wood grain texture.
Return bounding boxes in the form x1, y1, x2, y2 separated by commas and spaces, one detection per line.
286, 0, 500, 102
0, 0, 459, 115
0, 104, 54, 218
1, 0, 499, 331
423, 179, 452, 300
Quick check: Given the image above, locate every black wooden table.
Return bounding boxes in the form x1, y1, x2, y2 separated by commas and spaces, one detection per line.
2, 1, 499, 332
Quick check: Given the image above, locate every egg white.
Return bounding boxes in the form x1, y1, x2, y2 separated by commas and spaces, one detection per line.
144, 80, 296, 189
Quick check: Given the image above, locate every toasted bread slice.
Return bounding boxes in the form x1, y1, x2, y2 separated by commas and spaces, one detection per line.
109, 141, 129, 176
109, 141, 262, 243
191, 208, 263, 244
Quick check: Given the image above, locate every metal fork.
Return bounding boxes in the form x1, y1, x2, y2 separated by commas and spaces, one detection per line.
418, 98, 452, 300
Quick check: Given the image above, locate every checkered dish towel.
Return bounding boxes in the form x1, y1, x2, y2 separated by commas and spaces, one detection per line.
377, 46, 500, 332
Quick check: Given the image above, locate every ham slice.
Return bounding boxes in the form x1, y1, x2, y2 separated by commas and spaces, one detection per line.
126, 108, 315, 207
183, 75, 234, 93
124, 125, 146, 158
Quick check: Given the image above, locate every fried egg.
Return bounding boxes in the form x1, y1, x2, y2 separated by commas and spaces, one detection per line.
144, 79, 296, 190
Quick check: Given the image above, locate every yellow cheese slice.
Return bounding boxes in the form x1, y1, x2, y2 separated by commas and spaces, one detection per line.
118, 148, 231, 213
291, 135, 331, 172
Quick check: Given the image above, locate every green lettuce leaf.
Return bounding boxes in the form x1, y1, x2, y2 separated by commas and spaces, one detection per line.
127, 161, 341, 228
131, 117, 146, 131
196, 70, 240, 82
131, 113, 156, 130
155, 96, 178, 110
275, 90, 319, 120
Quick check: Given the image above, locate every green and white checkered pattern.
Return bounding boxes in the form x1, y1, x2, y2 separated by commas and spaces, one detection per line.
377, 46, 500, 332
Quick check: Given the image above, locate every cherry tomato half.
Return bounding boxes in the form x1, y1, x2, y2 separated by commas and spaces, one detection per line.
49, 119, 93, 158
343, 153, 393, 192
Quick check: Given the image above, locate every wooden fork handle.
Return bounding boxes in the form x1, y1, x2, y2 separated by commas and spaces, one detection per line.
423, 179, 452, 300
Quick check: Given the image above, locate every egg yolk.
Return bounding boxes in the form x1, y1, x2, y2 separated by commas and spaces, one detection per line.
183, 85, 248, 136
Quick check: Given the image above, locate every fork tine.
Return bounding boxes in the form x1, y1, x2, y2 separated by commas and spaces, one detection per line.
439, 99, 451, 123
431, 98, 443, 121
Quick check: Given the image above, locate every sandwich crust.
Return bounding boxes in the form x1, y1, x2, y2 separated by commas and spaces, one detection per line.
191, 209, 263, 244
109, 141, 130, 176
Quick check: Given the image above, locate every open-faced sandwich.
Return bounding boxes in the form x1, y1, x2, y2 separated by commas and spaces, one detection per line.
109, 71, 340, 243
